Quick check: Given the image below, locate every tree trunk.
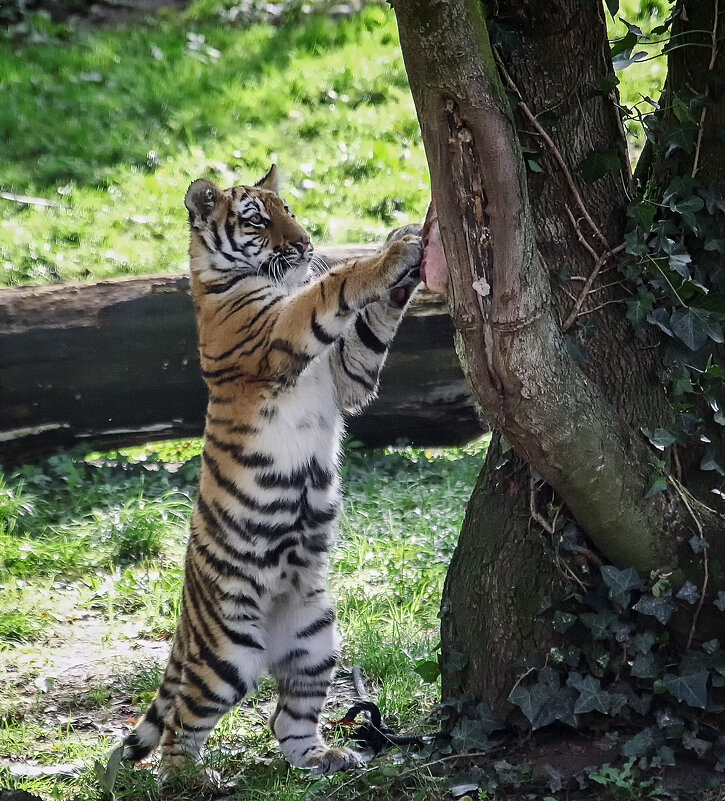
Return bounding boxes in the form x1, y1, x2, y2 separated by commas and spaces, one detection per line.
0, 247, 482, 466
393, 0, 725, 712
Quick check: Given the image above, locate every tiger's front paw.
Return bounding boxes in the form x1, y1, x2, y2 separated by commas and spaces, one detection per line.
382, 232, 422, 280
303, 745, 364, 775
384, 234, 423, 307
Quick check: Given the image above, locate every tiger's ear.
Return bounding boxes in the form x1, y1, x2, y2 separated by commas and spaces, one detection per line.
255, 164, 279, 193
185, 179, 221, 228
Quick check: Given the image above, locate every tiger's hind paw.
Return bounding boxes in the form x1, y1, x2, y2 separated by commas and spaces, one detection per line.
304, 746, 364, 775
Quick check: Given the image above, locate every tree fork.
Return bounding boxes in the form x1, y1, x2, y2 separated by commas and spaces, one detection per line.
393, 0, 724, 601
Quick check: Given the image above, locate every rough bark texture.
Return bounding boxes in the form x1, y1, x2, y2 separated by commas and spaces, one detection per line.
394, 0, 725, 709
0, 247, 482, 466
440, 433, 565, 710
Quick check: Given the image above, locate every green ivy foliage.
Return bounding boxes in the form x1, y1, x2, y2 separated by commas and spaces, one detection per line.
502, 551, 725, 770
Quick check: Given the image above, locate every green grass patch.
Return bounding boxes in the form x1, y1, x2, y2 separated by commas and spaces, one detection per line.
0, 3, 429, 287
0, 0, 669, 287
0, 438, 486, 798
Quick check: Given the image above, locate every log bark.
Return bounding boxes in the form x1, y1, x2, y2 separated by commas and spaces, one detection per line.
0, 246, 482, 466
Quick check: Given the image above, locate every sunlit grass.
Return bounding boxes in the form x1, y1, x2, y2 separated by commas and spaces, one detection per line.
0, 3, 429, 287
0, 438, 487, 799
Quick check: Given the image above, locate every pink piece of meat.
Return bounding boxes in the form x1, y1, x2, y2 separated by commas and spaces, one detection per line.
421, 201, 449, 296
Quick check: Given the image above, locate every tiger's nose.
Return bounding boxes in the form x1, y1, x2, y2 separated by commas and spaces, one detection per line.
291, 238, 311, 256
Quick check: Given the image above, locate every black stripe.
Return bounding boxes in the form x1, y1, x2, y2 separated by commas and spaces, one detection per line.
198, 645, 248, 696
179, 692, 224, 720
256, 468, 307, 490
218, 286, 272, 324
272, 647, 309, 670
205, 273, 247, 295
205, 433, 273, 468
203, 450, 300, 515
282, 683, 328, 698
299, 655, 337, 677
193, 541, 266, 594
297, 609, 335, 639
278, 704, 318, 724
337, 340, 375, 391
309, 457, 334, 490
337, 277, 350, 314
144, 701, 164, 731
355, 313, 387, 354
183, 663, 235, 706
268, 339, 312, 369
311, 310, 335, 344
278, 733, 313, 744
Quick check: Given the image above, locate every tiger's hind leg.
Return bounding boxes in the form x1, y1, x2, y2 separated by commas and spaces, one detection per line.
156, 644, 264, 786
267, 586, 362, 774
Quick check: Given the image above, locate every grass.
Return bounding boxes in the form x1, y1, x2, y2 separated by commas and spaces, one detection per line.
0, 2, 429, 286
0, 437, 487, 800
0, 0, 669, 287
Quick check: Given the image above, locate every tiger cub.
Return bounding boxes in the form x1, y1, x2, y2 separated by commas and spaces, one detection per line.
120, 166, 422, 780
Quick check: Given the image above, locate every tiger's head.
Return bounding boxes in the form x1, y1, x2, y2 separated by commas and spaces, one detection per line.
184, 165, 313, 288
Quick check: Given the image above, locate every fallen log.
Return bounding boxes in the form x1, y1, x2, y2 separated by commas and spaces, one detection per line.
0, 246, 482, 467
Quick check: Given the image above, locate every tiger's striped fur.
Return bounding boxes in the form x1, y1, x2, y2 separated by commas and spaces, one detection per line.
120, 165, 422, 779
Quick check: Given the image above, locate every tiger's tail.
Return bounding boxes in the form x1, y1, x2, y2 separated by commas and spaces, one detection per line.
122, 637, 184, 762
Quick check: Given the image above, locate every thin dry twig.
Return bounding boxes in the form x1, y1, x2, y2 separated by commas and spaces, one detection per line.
493, 50, 610, 251
351, 665, 369, 701
561, 206, 625, 331
691, 0, 720, 179
529, 476, 555, 535
667, 475, 710, 649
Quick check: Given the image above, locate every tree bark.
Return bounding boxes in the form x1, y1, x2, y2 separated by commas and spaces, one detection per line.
0, 247, 482, 466
393, 0, 725, 710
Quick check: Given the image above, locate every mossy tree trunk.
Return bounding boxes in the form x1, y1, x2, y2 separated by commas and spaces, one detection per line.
393, 0, 725, 714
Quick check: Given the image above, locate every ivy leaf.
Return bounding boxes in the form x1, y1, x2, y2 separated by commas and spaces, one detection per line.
633, 593, 676, 624
631, 652, 658, 678
662, 671, 708, 709
641, 427, 678, 451
509, 676, 577, 730
670, 309, 709, 351
704, 237, 725, 254
675, 581, 700, 604
414, 659, 441, 683
627, 199, 656, 230
567, 673, 611, 714
665, 121, 700, 157
622, 727, 658, 758
688, 534, 710, 554
604, 0, 619, 17
579, 610, 618, 639
668, 246, 692, 279
449, 770, 483, 798
646, 308, 674, 338
600, 565, 643, 607
631, 631, 656, 655
552, 611, 577, 633
578, 150, 621, 183
610, 30, 637, 59
450, 718, 492, 752
714, 591, 725, 612
613, 49, 647, 70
